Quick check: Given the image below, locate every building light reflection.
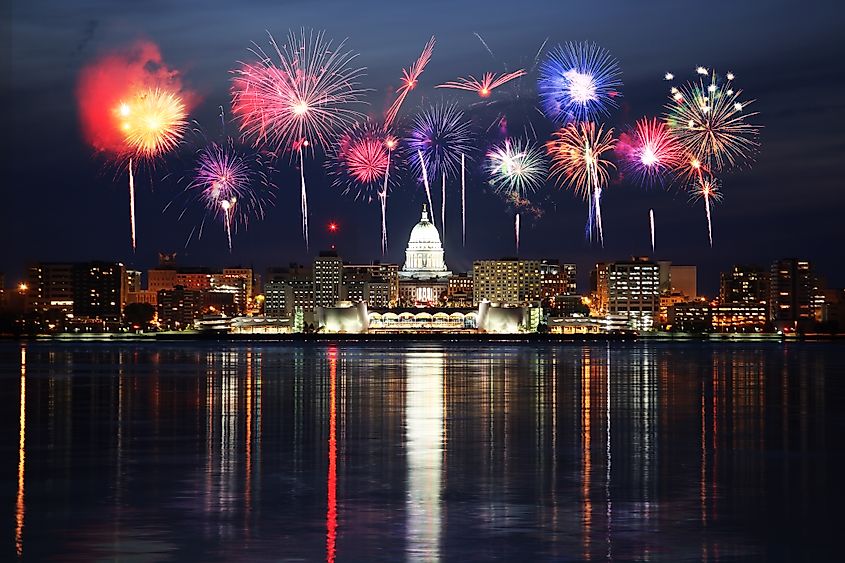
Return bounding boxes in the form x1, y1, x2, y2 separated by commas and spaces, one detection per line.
16, 345, 26, 558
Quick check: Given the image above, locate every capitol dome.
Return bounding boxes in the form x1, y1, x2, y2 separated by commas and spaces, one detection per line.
400, 205, 451, 279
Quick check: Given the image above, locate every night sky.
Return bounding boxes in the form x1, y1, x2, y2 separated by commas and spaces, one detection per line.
4, 0, 844, 294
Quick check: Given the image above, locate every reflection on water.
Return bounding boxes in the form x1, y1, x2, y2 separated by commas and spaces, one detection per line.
3, 341, 843, 561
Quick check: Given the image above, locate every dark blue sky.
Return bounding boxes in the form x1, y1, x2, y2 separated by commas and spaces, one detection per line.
4, 0, 844, 293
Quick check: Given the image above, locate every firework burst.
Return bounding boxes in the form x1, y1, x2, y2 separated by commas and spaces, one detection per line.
327, 121, 401, 254
538, 42, 622, 124
487, 138, 547, 254
437, 69, 526, 98
547, 122, 616, 245
487, 137, 548, 198
407, 102, 473, 235
385, 36, 435, 127
664, 69, 759, 171
187, 138, 273, 252
616, 117, 683, 187
231, 29, 367, 248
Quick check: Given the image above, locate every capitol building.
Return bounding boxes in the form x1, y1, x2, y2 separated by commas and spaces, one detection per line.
399, 205, 451, 305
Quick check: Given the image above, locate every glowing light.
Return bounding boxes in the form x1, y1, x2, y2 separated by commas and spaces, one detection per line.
115, 88, 187, 159
664, 72, 674, 80
616, 117, 683, 186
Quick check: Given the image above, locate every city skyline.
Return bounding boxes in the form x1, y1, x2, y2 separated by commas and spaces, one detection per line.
4, 1, 845, 292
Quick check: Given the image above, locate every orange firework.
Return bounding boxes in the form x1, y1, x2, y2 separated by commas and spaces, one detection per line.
437, 69, 526, 98
115, 88, 187, 160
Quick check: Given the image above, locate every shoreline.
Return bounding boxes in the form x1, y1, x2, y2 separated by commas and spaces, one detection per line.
2, 332, 843, 343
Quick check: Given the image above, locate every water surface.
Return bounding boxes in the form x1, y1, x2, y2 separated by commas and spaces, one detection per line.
4, 340, 843, 561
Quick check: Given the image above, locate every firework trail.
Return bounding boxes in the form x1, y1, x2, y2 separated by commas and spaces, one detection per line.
474, 33, 497, 61
538, 42, 622, 124
437, 70, 526, 98
77, 41, 191, 251
664, 68, 759, 244
327, 121, 399, 254
416, 149, 434, 222
385, 36, 435, 128
515, 213, 521, 254
616, 117, 683, 187
187, 137, 273, 252
688, 175, 723, 246
461, 153, 466, 246
649, 208, 655, 253
232, 29, 367, 249
548, 122, 616, 246
407, 102, 473, 237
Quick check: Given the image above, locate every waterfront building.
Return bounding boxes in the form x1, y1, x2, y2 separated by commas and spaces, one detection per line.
314, 251, 344, 308
447, 273, 474, 307
399, 205, 451, 306
769, 259, 816, 328
667, 302, 712, 332
607, 257, 660, 330
720, 265, 769, 305
157, 286, 202, 329
342, 262, 399, 307
72, 261, 125, 324
711, 303, 768, 332
27, 262, 75, 315
473, 258, 542, 305
539, 259, 577, 300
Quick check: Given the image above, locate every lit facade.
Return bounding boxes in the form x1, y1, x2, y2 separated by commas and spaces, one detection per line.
473, 259, 542, 305
607, 258, 660, 330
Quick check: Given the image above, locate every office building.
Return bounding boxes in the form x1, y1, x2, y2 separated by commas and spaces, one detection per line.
473, 259, 542, 305
607, 257, 660, 330
720, 265, 769, 305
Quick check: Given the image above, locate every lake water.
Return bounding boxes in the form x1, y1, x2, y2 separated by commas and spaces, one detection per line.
3, 340, 843, 561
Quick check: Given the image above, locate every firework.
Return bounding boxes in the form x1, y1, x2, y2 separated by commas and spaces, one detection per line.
547, 122, 617, 245
232, 29, 367, 248
327, 121, 400, 254
616, 117, 682, 186
437, 70, 526, 98
486, 138, 548, 198
188, 139, 272, 252
538, 42, 622, 124
486, 139, 547, 255
688, 175, 723, 246
664, 69, 759, 171
77, 40, 191, 252
649, 208, 655, 253
407, 103, 473, 235
116, 89, 187, 159
385, 36, 435, 127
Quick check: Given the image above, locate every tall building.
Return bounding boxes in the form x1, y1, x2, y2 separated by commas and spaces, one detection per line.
769, 259, 815, 326
157, 286, 202, 329
343, 262, 399, 306
399, 206, 451, 305
607, 257, 660, 330
27, 262, 75, 314
222, 267, 254, 300
314, 251, 343, 308
538, 260, 577, 300
447, 273, 474, 307
264, 264, 314, 317
590, 262, 609, 315
720, 265, 768, 305
73, 261, 125, 323
473, 259, 542, 305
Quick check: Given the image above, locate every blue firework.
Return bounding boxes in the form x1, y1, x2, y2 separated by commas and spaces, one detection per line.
538, 42, 623, 124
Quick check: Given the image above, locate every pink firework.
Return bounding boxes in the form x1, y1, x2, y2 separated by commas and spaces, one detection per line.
437, 69, 526, 98
384, 36, 436, 128
616, 117, 683, 186
231, 29, 366, 249
327, 122, 401, 255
